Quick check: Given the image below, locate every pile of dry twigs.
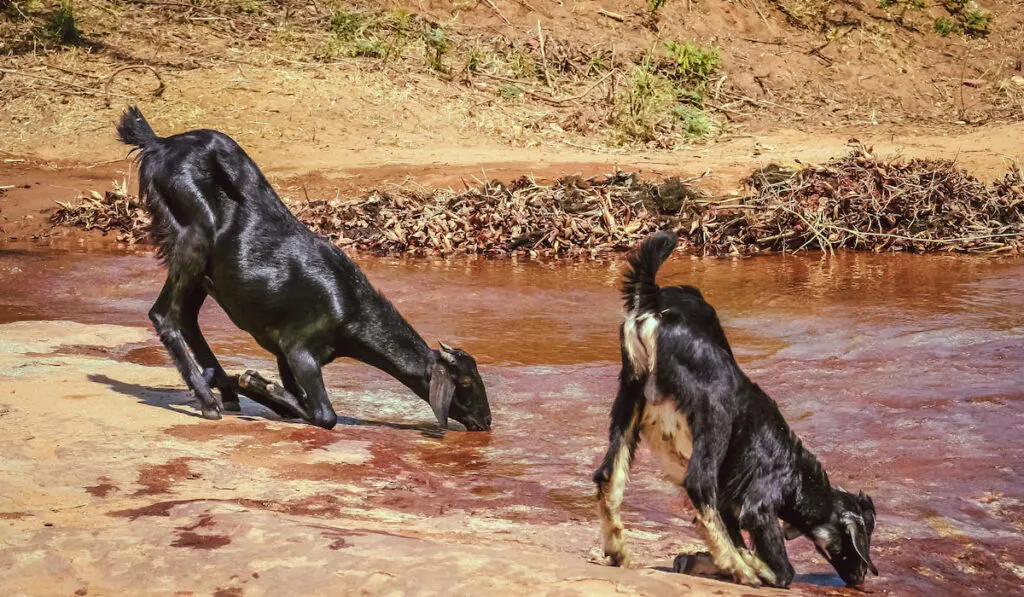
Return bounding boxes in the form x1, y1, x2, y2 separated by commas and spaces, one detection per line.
50, 183, 152, 245
288, 172, 704, 257
50, 148, 1023, 257
736, 147, 1024, 254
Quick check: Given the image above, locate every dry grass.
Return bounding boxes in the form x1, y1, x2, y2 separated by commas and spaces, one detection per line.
0, 0, 729, 150
2, 0, 1023, 160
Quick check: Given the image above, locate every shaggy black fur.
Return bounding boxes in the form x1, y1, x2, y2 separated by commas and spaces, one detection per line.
116, 106, 491, 431
595, 231, 878, 588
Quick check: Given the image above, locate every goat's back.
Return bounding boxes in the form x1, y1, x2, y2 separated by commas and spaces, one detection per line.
120, 114, 299, 264
656, 285, 734, 357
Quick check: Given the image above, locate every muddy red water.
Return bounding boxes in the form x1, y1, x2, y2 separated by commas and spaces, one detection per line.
1, 244, 1022, 595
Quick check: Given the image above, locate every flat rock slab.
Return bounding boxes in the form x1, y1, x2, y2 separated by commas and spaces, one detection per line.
0, 320, 793, 597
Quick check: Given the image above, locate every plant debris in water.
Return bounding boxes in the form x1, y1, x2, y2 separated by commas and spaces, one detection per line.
51, 148, 1022, 257
51, 181, 151, 244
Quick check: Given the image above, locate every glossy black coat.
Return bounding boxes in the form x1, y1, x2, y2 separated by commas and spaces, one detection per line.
116, 107, 491, 432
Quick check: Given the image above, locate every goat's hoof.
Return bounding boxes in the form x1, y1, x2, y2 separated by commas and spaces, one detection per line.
201, 403, 223, 420
730, 566, 762, 587
222, 399, 241, 413
605, 549, 630, 568
674, 552, 718, 576
603, 531, 629, 567
674, 554, 695, 574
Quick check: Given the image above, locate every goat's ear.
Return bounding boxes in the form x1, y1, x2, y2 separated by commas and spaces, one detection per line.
782, 521, 802, 541
858, 490, 875, 513
438, 340, 458, 365
844, 516, 879, 576
429, 362, 455, 428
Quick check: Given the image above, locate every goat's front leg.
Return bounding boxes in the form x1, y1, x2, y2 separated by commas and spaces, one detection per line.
282, 349, 338, 429
674, 504, 748, 577
593, 368, 646, 567
149, 275, 222, 420
276, 355, 303, 398
741, 508, 795, 588
682, 423, 776, 587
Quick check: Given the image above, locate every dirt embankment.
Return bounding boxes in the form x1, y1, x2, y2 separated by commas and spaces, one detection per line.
2, 0, 1024, 153
2, 1, 1024, 246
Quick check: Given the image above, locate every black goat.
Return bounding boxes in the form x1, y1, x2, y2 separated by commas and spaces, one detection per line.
115, 107, 491, 432
593, 231, 877, 589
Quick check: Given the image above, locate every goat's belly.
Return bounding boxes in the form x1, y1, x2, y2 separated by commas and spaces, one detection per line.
641, 396, 694, 486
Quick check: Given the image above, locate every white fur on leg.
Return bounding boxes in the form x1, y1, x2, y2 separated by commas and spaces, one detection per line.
597, 405, 641, 568
739, 548, 777, 585
694, 506, 766, 586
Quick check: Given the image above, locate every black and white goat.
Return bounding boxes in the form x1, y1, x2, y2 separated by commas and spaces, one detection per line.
593, 231, 878, 589
116, 107, 491, 432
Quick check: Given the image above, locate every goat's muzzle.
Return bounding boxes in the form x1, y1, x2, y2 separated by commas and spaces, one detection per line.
460, 414, 492, 432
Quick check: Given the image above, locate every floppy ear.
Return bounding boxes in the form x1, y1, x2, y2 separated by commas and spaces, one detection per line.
782, 521, 803, 541
429, 362, 455, 428
845, 517, 879, 576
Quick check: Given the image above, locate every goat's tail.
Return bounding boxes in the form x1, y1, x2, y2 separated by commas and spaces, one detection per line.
116, 106, 159, 152
622, 230, 678, 312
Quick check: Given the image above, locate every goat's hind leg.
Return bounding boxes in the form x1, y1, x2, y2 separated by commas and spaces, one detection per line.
149, 274, 222, 420
177, 283, 241, 412
593, 366, 646, 567
228, 370, 311, 420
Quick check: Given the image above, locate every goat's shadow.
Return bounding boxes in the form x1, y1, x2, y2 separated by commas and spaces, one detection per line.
88, 374, 445, 438
650, 565, 845, 588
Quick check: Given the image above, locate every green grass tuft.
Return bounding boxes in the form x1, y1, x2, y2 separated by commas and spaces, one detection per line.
674, 105, 715, 138
933, 16, 957, 36
422, 24, 451, 72
43, 0, 82, 45
962, 6, 992, 36
663, 41, 721, 91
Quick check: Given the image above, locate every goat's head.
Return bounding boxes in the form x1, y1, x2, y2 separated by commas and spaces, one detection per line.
788, 489, 878, 588
428, 341, 491, 431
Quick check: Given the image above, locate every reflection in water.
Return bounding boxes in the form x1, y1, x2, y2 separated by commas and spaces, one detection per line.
1, 244, 1022, 594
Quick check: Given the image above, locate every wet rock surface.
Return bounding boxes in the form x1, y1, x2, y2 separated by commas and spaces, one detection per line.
0, 247, 1022, 596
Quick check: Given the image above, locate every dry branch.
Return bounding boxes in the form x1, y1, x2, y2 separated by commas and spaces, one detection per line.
104, 65, 166, 106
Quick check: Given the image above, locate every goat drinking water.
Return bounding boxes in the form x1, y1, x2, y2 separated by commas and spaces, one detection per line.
593, 231, 877, 589
116, 106, 491, 432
